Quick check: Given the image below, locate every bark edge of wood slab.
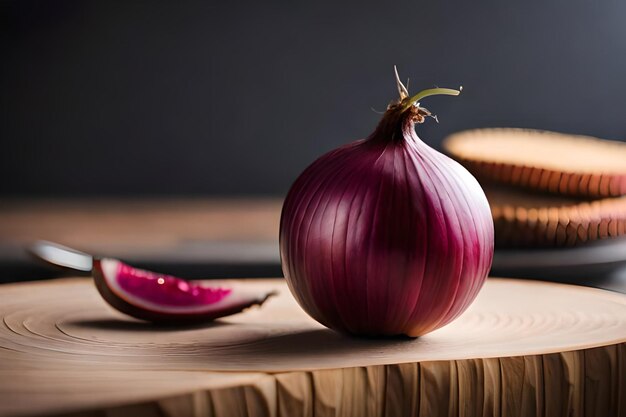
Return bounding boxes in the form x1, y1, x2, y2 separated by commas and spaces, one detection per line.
443, 128, 626, 198
1, 278, 625, 417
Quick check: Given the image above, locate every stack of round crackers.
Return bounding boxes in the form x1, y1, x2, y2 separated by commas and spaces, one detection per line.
443, 128, 626, 248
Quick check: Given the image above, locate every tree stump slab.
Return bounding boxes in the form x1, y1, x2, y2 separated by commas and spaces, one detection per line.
0, 278, 625, 417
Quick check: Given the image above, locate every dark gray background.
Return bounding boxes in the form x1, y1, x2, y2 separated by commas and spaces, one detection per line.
3, 1, 626, 197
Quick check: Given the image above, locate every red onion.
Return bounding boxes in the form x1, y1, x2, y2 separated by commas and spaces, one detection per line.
279, 71, 494, 337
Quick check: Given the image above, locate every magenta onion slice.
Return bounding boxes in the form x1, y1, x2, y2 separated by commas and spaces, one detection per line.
280, 72, 494, 337
93, 258, 275, 323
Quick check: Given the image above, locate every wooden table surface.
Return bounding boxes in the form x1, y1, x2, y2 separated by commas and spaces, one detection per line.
1, 199, 626, 290
1, 277, 625, 417
0, 199, 283, 280
0, 198, 281, 252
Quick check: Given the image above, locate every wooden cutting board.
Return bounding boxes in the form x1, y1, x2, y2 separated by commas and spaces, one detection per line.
0, 278, 625, 417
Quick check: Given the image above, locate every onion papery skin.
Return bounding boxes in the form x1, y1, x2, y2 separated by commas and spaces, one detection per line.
279, 109, 494, 337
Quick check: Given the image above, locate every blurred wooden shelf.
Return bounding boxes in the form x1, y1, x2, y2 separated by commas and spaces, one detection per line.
0, 198, 281, 249
0, 199, 283, 280
2, 199, 626, 292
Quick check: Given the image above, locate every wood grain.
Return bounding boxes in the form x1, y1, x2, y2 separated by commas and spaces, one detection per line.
1, 278, 625, 417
